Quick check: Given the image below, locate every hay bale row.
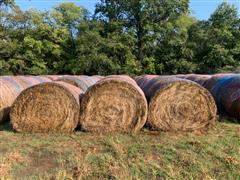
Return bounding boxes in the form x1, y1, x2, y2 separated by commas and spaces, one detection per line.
10, 81, 82, 133
9, 75, 147, 133
136, 75, 217, 132
79, 75, 148, 133
6, 74, 240, 134
0, 76, 51, 123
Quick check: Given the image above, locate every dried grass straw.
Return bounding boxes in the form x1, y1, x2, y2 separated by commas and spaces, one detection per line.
80, 75, 148, 133
136, 75, 217, 132
10, 81, 82, 133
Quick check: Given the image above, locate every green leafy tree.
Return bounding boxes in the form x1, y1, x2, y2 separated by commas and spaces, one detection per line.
53, 3, 87, 57
187, 2, 240, 73
73, 20, 141, 75
1, 1, 239, 75
95, 0, 189, 66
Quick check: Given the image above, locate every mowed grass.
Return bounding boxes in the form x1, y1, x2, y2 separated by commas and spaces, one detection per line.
0, 118, 239, 179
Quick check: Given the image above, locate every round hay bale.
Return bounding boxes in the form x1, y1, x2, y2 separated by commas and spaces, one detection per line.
211, 75, 240, 120
136, 76, 217, 132
10, 81, 82, 133
190, 75, 212, 86
56, 75, 101, 92
80, 75, 148, 133
0, 76, 52, 124
173, 74, 212, 86
184, 74, 212, 86
134, 75, 159, 88
0, 76, 29, 123
202, 74, 233, 91
1, 76, 28, 90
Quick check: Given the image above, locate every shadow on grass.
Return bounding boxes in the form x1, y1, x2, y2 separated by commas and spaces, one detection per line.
0, 122, 14, 132
219, 115, 240, 124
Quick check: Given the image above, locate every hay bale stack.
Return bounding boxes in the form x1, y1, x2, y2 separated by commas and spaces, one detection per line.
80, 75, 148, 133
210, 75, 240, 120
56, 75, 102, 92
136, 76, 217, 132
10, 81, 82, 133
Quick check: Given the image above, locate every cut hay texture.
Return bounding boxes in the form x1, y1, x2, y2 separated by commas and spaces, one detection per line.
10, 81, 82, 133
79, 75, 148, 133
136, 75, 217, 132
209, 74, 240, 121
56, 75, 102, 92
0, 76, 51, 124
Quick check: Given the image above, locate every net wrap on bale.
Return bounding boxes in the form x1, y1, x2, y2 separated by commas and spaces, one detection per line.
40, 75, 63, 81
10, 81, 82, 133
80, 75, 148, 133
136, 76, 217, 132
210, 75, 240, 120
0, 76, 51, 124
56, 75, 102, 92
175, 74, 212, 86
203, 74, 233, 92
0, 77, 24, 123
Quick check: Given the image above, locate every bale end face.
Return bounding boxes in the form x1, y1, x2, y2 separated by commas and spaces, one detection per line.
80, 78, 148, 133
10, 82, 81, 133
148, 80, 217, 132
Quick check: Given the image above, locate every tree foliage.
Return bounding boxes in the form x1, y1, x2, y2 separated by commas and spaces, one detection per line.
0, 1, 239, 75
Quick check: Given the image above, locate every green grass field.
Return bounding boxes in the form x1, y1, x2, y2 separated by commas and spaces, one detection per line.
0, 118, 239, 180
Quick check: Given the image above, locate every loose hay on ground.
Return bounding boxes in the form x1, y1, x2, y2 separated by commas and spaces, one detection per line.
79, 75, 148, 133
136, 75, 217, 132
10, 81, 82, 133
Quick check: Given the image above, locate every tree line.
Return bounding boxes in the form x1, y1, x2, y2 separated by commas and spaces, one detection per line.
0, 0, 240, 75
